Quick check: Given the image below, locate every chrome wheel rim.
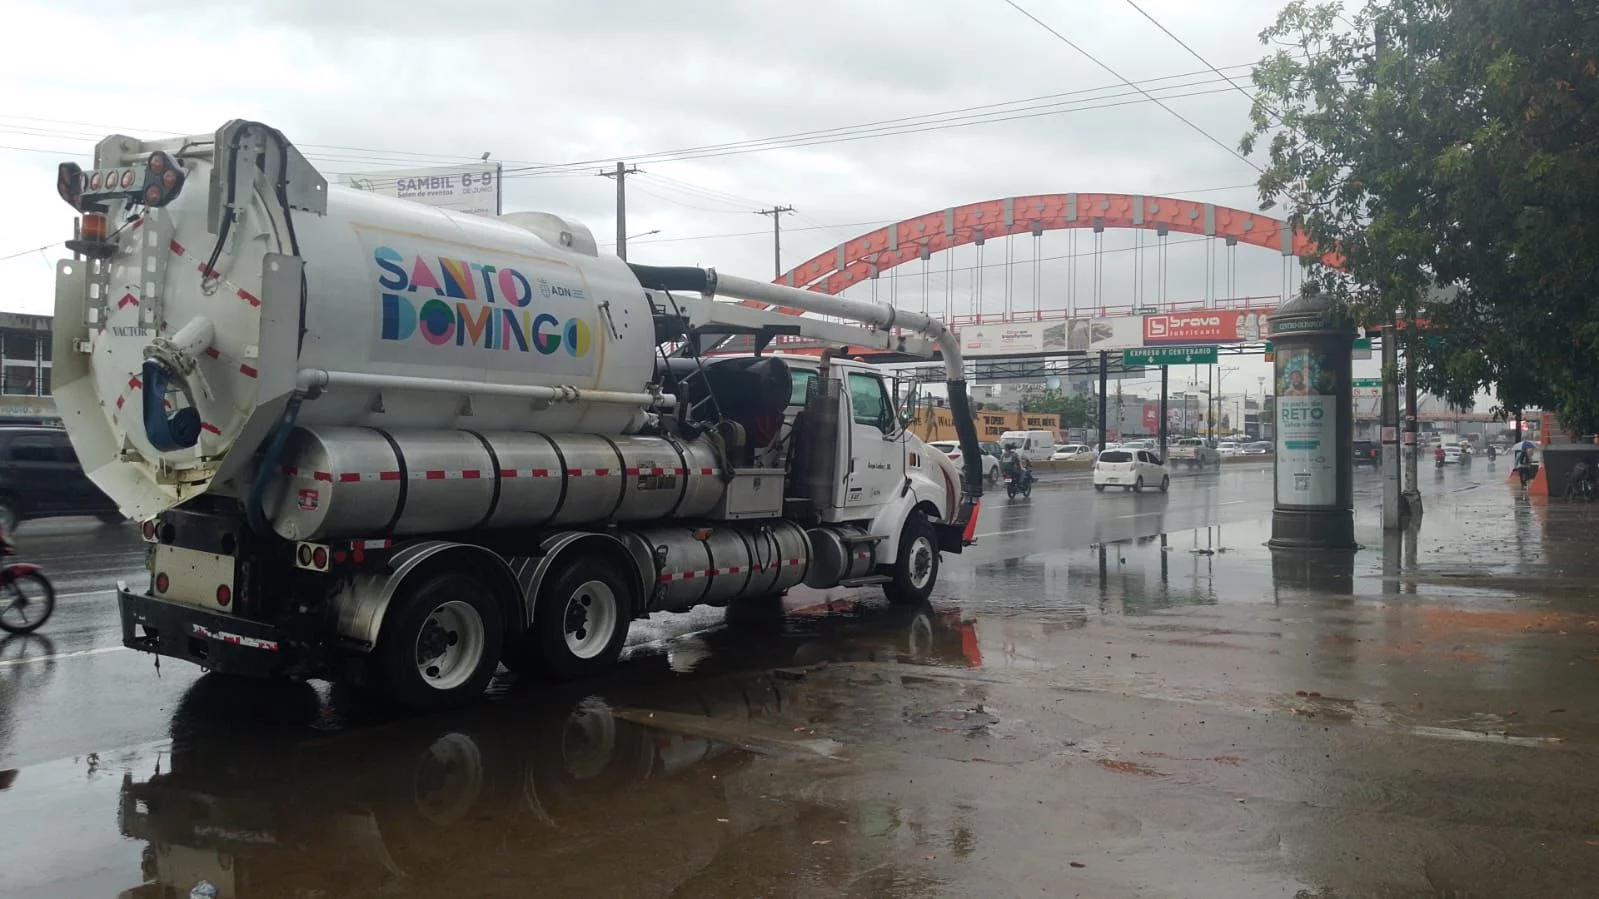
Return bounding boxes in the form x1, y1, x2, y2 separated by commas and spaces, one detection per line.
563, 580, 618, 660
907, 536, 936, 591
414, 600, 486, 691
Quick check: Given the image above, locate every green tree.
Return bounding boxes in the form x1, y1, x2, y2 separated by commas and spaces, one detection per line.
1243, 0, 1599, 430
1019, 390, 1097, 428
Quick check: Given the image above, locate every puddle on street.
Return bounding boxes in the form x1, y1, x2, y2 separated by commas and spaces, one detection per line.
6, 480, 1599, 897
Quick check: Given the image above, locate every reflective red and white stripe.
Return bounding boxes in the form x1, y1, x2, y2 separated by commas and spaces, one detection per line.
658, 557, 804, 583
278, 466, 724, 483
415, 469, 486, 481
338, 471, 403, 483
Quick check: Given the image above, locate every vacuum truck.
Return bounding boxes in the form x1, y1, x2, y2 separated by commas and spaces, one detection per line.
51, 120, 985, 712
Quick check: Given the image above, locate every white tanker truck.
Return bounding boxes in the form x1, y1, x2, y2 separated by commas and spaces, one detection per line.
50, 120, 987, 711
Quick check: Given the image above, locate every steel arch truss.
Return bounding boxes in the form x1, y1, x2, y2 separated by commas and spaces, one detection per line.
751, 192, 1341, 314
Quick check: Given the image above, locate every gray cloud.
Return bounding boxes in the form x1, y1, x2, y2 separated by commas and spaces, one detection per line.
3, 0, 1308, 392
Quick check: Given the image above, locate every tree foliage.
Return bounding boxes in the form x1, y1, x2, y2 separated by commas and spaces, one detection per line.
1019, 389, 1097, 428
1243, 0, 1599, 429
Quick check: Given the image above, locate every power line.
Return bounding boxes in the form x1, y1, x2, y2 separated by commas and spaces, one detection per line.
271, 72, 1261, 192
488, 84, 1247, 184
0, 242, 59, 263
609, 181, 1258, 248
645, 173, 769, 210
999, 0, 1263, 173
1120, 0, 1271, 112
0, 115, 553, 168
605, 218, 896, 248
628, 182, 753, 214
0, 65, 1269, 191
497, 78, 1252, 178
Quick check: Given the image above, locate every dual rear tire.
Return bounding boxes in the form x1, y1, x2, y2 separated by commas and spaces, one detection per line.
375, 555, 635, 713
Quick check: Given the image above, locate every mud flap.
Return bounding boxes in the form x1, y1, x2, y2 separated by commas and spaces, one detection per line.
932, 520, 967, 554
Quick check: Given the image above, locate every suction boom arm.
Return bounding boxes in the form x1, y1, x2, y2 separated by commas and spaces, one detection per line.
628, 264, 984, 532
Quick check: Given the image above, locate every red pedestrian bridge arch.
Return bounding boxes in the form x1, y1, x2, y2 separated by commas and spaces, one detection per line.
747, 191, 1342, 319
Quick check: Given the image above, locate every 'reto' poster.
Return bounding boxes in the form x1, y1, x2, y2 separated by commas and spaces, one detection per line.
1274, 345, 1338, 506
1276, 395, 1334, 505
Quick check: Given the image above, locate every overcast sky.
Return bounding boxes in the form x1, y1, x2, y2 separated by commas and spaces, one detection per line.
1, 0, 1350, 397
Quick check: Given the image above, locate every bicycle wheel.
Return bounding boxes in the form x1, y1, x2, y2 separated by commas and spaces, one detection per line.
0, 572, 55, 635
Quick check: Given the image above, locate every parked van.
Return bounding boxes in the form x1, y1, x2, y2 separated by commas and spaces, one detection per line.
999, 430, 1057, 462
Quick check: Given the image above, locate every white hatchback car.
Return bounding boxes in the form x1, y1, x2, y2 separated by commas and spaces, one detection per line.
1093, 448, 1169, 493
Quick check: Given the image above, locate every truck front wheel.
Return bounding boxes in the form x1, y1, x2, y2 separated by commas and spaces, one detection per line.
376, 572, 505, 713
883, 512, 939, 606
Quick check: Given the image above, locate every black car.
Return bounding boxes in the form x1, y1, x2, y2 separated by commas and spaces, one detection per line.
0, 425, 122, 530
1353, 439, 1381, 469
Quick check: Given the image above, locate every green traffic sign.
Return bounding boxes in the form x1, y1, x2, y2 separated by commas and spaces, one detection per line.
1351, 378, 1382, 388
1122, 345, 1219, 366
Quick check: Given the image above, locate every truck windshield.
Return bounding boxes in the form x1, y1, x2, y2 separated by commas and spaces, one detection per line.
1001, 438, 1024, 449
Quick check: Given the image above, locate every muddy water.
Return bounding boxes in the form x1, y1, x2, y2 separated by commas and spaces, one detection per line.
4, 481, 1599, 897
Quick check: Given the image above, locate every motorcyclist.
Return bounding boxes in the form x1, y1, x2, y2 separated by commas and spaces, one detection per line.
1001, 446, 1033, 488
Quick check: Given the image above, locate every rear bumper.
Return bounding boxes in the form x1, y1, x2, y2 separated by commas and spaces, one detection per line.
118, 583, 287, 678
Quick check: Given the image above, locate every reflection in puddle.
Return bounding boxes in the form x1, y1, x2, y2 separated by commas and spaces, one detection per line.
110, 603, 985, 899
10, 488, 1599, 898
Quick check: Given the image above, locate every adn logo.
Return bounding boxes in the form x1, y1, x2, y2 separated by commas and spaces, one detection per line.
538, 278, 586, 300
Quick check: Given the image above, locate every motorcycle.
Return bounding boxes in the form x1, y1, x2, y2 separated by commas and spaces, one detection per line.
1566, 461, 1597, 502
0, 530, 54, 635
1004, 469, 1033, 500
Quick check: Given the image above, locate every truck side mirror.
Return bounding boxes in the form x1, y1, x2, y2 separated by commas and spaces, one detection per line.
899, 382, 920, 429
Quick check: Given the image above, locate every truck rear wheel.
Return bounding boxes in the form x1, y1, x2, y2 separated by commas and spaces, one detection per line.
883, 512, 939, 606
526, 555, 634, 681
376, 572, 504, 713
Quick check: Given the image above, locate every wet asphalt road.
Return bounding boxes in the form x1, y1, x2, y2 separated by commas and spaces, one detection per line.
5, 459, 1599, 897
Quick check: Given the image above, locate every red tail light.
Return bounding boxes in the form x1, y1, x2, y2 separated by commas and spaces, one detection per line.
216, 585, 231, 606
155, 572, 170, 593
140, 151, 185, 207
57, 162, 84, 210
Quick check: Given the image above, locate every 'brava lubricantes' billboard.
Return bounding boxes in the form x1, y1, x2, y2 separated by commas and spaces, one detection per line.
1143, 310, 1271, 345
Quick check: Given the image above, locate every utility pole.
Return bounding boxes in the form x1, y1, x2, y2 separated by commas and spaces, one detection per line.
756, 205, 795, 278
1380, 324, 1403, 529
1402, 322, 1423, 519
599, 162, 640, 260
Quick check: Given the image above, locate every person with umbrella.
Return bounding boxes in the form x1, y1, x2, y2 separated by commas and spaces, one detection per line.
1513, 440, 1539, 487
